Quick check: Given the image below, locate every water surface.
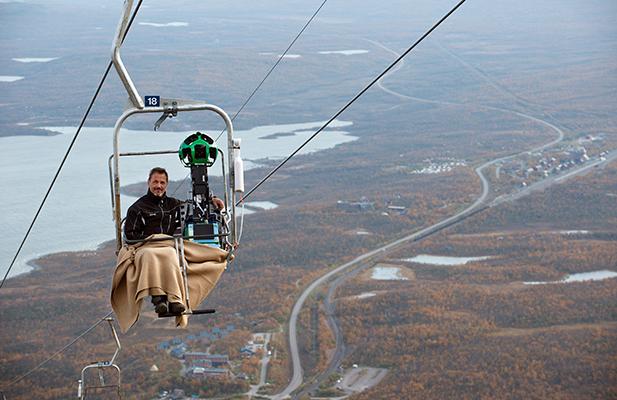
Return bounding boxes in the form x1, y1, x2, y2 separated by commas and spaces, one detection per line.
524, 270, 617, 285
139, 22, 189, 27
0, 120, 355, 278
0, 76, 24, 82
404, 254, 491, 266
318, 50, 369, 55
12, 57, 58, 63
371, 267, 408, 281
244, 201, 278, 210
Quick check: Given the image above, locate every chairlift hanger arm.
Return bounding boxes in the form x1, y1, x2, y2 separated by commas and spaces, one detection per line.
112, 0, 143, 109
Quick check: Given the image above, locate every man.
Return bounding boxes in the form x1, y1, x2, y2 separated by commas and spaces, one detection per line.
124, 167, 183, 242
124, 167, 224, 316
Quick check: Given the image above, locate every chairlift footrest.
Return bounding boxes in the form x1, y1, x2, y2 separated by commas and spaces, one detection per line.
157, 309, 215, 318
191, 309, 216, 315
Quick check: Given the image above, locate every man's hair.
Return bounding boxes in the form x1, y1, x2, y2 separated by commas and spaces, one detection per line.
148, 167, 168, 181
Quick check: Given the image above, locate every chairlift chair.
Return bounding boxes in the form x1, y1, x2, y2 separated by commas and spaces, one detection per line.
77, 318, 122, 399
108, 0, 244, 318
78, 1, 244, 397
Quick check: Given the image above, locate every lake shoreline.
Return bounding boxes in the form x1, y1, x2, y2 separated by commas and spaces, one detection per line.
9, 238, 118, 281
7, 198, 280, 281
0, 125, 63, 138
1, 119, 354, 279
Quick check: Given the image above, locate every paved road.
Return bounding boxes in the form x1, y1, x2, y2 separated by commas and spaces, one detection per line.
269, 41, 616, 399
273, 135, 562, 398
247, 333, 272, 399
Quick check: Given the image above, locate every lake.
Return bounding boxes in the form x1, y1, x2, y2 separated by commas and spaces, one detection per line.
371, 267, 408, 281
0, 120, 355, 278
139, 22, 189, 27
0, 76, 24, 82
12, 58, 58, 63
244, 201, 278, 210
318, 50, 369, 55
524, 270, 617, 285
404, 254, 491, 266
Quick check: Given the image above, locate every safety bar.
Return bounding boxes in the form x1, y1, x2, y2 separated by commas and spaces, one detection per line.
110, 104, 236, 252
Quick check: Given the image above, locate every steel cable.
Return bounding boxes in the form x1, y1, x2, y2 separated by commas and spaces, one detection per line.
240, 0, 468, 203
171, 0, 331, 196
215, 0, 330, 142
0, 0, 144, 289
2, 312, 113, 390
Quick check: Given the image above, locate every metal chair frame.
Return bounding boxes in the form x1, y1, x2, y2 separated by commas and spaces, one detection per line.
77, 318, 122, 399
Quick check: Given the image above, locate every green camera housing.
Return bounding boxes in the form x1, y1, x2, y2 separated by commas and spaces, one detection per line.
178, 132, 218, 167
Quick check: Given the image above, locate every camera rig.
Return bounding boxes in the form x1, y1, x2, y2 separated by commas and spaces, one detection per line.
178, 132, 230, 250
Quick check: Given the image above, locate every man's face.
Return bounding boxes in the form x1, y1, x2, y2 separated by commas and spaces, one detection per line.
148, 172, 168, 197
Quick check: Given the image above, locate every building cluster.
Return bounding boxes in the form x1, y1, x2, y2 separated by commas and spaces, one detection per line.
185, 353, 230, 379
337, 198, 375, 212
155, 388, 188, 400
156, 328, 272, 388
409, 159, 467, 175
158, 324, 236, 353
337, 196, 408, 215
157, 325, 236, 379
501, 145, 602, 186
385, 157, 467, 176
240, 333, 268, 357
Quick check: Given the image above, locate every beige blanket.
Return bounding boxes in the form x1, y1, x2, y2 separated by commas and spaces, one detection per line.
111, 234, 228, 332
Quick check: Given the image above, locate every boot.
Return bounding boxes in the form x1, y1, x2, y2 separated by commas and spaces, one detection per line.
151, 295, 168, 315
169, 302, 186, 315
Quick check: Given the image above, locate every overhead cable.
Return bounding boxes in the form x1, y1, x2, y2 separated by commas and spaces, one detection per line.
0, 0, 144, 289
1, 0, 326, 389
173, 0, 330, 197
240, 0, 468, 203
171, 0, 329, 196
216, 0, 330, 142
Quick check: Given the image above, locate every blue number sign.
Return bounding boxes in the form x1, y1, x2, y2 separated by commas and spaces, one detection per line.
145, 95, 160, 107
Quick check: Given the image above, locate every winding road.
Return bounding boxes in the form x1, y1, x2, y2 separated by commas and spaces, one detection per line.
270, 41, 613, 399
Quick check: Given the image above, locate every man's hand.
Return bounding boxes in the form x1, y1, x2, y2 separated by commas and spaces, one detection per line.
212, 196, 225, 211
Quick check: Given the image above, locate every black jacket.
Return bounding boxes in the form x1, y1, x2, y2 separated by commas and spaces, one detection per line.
124, 190, 183, 241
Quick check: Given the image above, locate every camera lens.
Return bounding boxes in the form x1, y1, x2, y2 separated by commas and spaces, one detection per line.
194, 145, 207, 160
